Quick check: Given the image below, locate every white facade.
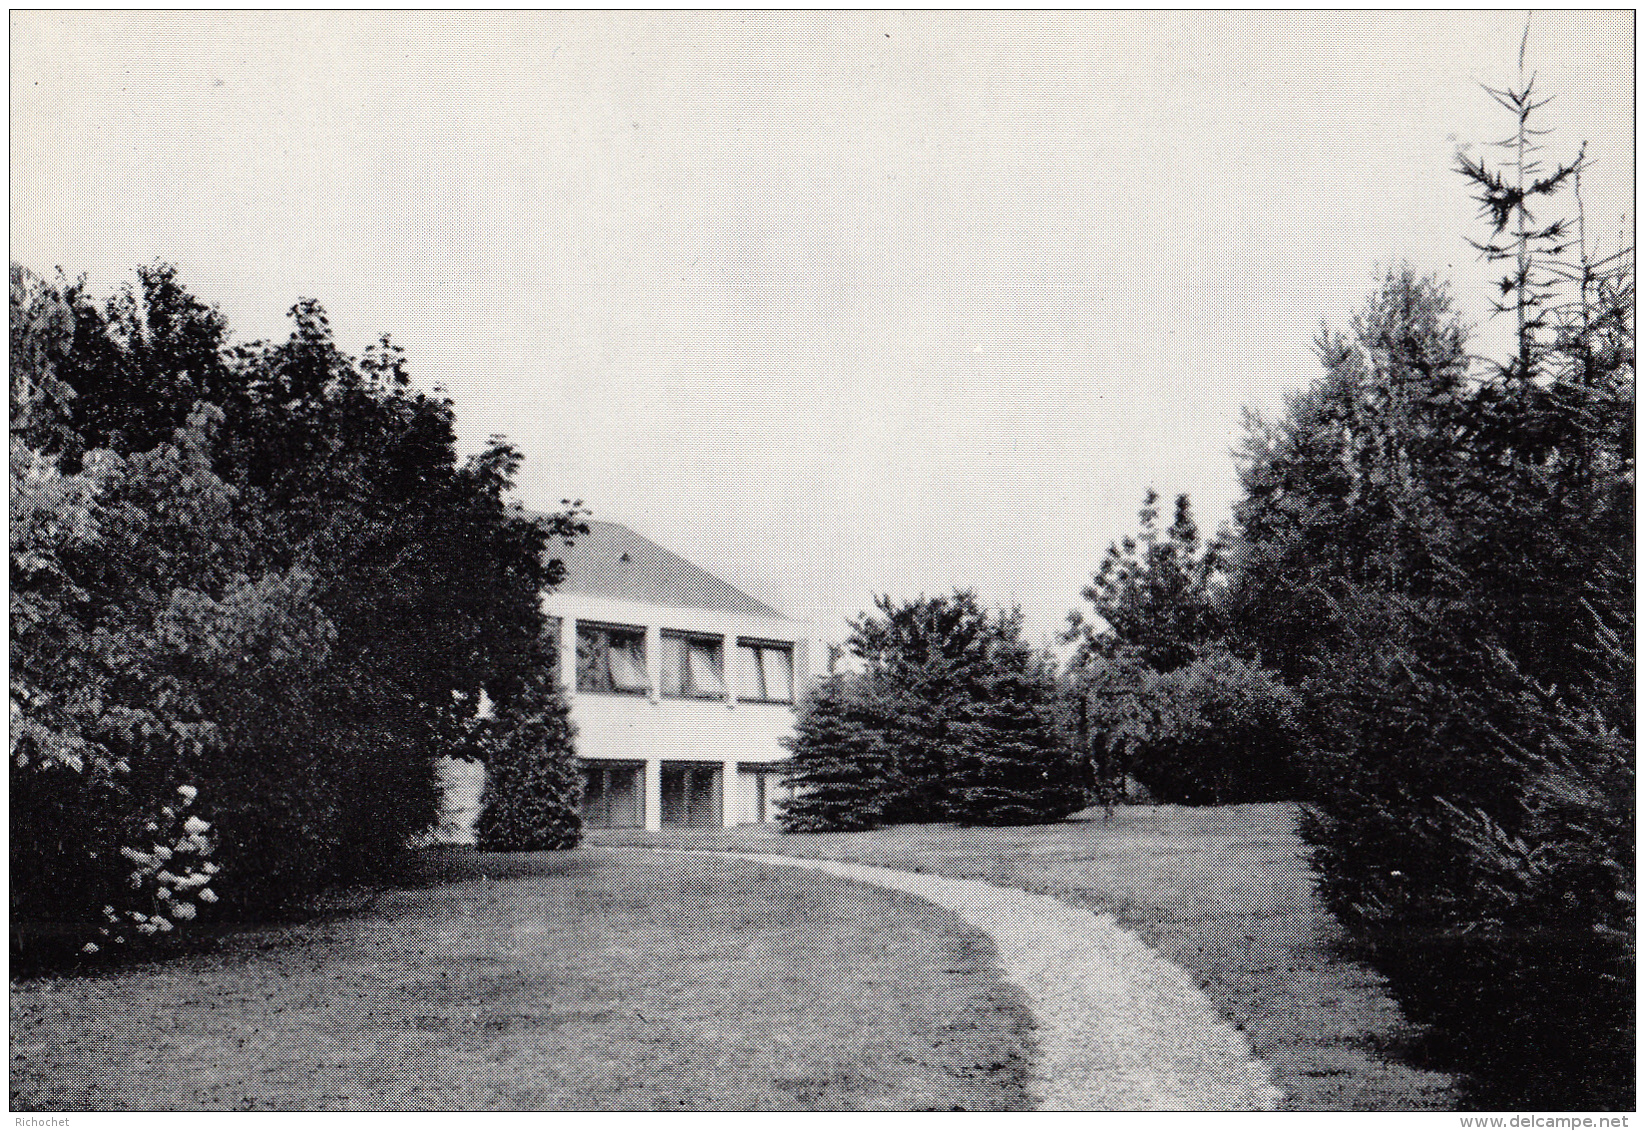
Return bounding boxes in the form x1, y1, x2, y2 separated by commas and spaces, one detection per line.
543, 588, 806, 830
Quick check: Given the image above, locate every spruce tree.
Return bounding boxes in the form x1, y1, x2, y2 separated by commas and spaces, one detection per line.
851, 591, 995, 823
949, 626, 1085, 826
777, 674, 889, 832
784, 593, 1091, 831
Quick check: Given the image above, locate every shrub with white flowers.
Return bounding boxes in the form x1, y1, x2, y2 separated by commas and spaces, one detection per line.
82, 784, 219, 955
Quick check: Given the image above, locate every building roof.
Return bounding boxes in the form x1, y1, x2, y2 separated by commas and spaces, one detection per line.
530, 515, 790, 621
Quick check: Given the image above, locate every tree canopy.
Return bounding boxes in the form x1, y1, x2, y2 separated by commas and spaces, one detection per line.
1066, 490, 1222, 675
1064, 489, 1298, 807
782, 591, 1083, 831
1220, 68, 1632, 1107
11, 262, 584, 962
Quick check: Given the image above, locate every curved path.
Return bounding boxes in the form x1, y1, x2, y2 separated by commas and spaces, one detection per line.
662, 850, 1283, 1111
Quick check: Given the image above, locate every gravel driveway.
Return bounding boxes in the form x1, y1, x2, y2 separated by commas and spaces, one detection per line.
672, 850, 1284, 1111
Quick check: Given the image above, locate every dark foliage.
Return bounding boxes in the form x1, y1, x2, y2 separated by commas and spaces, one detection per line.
782, 592, 1083, 832
476, 659, 583, 852
852, 590, 999, 824
1298, 630, 1632, 1108
1066, 644, 1304, 808
1066, 490, 1222, 674
1136, 646, 1305, 806
1225, 139, 1633, 1110
948, 631, 1086, 827
36, 263, 236, 466
1062, 649, 1153, 809
777, 674, 891, 833
1064, 489, 1299, 806
11, 262, 582, 961
1223, 267, 1474, 687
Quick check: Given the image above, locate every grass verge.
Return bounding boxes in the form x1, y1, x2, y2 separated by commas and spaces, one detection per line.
10, 848, 1033, 1111
590, 802, 1460, 1111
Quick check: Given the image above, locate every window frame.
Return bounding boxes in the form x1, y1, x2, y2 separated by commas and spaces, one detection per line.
575, 620, 651, 696
733, 638, 796, 704
579, 759, 645, 829
659, 630, 728, 701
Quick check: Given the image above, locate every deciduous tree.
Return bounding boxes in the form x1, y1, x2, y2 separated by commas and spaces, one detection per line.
1066, 490, 1221, 674
10, 261, 586, 961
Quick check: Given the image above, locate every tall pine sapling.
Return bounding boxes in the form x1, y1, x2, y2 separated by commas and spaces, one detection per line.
1455, 20, 1587, 384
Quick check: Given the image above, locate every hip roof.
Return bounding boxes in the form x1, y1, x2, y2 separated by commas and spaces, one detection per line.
531, 515, 790, 621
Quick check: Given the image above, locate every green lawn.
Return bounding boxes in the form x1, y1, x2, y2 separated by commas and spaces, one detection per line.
592, 802, 1460, 1111
10, 849, 1033, 1111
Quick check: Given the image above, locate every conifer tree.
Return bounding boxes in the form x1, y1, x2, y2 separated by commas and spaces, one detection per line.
1225, 45, 1632, 1106
475, 660, 583, 852
851, 591, 996, 823
783, 594, 1087, 831
777, 674, 890, 832
1066, 490, 1222, 674
949, 625, 1085, 826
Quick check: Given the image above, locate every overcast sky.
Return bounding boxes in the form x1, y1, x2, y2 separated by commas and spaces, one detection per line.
12, 11, 1633, 650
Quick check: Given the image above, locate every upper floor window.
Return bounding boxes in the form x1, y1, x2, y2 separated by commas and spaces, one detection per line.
734, 639, 794, 703
661, 631, 725, 699
577, 622, 649, 694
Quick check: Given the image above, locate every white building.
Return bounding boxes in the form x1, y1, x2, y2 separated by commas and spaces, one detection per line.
538, 518, 807, 830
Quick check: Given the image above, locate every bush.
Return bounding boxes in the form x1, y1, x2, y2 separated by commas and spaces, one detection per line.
1136, 646, 1304, 805
90, 784, 220, 956
10, 760, 134, 965
9, 406, 279, 953
1070, 646, 1302, 808
1300, 635, 1633, 1109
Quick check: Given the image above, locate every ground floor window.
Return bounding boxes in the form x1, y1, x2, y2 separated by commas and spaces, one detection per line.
579, 759, 790, 828
735, 763, 794, 824
661, 762, 722, 828
581, 760, 644, 829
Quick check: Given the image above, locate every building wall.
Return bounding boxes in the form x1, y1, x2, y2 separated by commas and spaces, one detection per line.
541, 590, 808, 830
572, 694, 798, 768
424, 755, 487, 845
